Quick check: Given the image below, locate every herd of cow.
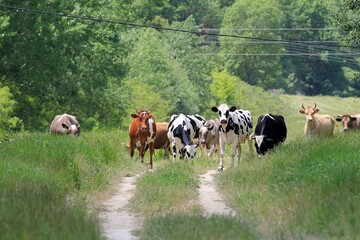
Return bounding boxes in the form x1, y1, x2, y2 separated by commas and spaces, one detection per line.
49, 103, 360, 171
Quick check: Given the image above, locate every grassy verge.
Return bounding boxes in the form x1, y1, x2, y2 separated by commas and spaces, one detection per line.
0, 130, 142, 240
217, 132, 360, 239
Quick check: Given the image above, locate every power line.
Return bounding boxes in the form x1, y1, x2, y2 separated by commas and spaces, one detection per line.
204, 27, 339, 31
0, 3, 357, 50
1, 3, 359, 66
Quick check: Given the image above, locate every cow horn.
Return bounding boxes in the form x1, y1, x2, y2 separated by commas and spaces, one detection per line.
313, 103, 317, 110
301, 104, 305, 110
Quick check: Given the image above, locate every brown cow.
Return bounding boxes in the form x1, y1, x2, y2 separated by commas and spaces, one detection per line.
144, 122, 170, 158
336, 114, 360, 131
49, 113, 80, 136
128, 110, 157, 169
299, 103, 335, 138
199, 119, 220, 158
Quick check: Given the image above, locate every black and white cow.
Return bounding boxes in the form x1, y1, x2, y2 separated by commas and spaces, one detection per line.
252, 114, 287, 156
167, 114, 201, 160
211, 104, 253, 171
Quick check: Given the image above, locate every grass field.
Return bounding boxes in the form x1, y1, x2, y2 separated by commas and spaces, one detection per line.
1, 93, 360, 239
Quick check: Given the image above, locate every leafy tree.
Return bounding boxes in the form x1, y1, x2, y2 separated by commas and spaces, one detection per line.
125, 28, 200, 116
336, 0, 360, 46
161, 17, 217, 113
336, 0, 360, 96
0, 1, 130, 130
220, 0, 285, 90
278, 0, 348, 95
210, 69, 236, 104
0, 86, 23, 134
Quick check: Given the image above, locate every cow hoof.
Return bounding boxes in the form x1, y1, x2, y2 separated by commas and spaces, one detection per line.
217, 167, 223, 172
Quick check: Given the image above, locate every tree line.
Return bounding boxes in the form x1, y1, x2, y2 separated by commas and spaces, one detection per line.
0, 0, 359, 132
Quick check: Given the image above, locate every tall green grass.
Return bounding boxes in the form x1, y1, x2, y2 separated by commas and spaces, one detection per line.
217, 132, 360, 239
0, 131, 143, 239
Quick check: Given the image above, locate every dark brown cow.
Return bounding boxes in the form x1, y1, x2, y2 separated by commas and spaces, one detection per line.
144, 122, 170, 158
336, 114, 360, 131
49, 113, 80, 136
128, 110, 157, 169
154, 122, 170, 158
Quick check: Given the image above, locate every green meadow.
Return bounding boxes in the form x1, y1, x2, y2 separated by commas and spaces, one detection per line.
1, 92, 360, 239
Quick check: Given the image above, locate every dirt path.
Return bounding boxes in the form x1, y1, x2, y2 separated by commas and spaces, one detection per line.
99, 174, 140, 240
98, 169, 234, 240
198, 169, 236, 216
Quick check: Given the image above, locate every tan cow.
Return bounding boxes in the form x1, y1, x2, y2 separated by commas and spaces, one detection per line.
50, 113, 80, 136
299, 103, 335, 138
336, 114, 360, 131
199, 119, 220, 158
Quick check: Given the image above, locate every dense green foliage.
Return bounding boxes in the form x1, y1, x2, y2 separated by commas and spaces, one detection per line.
0, 0, 359, 132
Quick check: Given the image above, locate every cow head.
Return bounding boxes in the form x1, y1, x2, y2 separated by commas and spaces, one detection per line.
131, 110, 152, 132
211, 104, 236, 129
199, 126, 208, 145
299, 103, 319, 122
62, 123, 80, 136
336, 114, 357, 131
183, 142, 199, 159
62, 115, 80, 136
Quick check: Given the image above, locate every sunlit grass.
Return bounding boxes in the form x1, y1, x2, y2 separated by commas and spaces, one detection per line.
137, 214, 259, 240
0, 130, 143, 239
217, 132, 360, 239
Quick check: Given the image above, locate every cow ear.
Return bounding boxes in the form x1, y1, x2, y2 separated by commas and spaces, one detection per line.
335, 117, 342, 122
299, 110, 305, 114
131, 114, 138, 119
229, 106, 237, 112
314, 108, 320, 113
211, 107, 218, 112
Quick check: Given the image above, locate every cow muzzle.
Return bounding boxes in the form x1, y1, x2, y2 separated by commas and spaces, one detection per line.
220, 119, 227, 124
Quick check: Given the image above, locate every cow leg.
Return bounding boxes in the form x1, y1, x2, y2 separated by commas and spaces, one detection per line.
230, 138, 240, 168
172, 142, 177, 162
208, 144, 215, 157
138, 146, 144, 163
148, 142, 154, 169
236, 144, 242, 167
247, 135, 254, 156
218, 138, 226, 171
129, 140, 135, 158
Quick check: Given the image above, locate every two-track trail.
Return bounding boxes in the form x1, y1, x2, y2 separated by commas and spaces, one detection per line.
198, 169, 236, 216
98, 169, 235, 240
99, 174, 140, 240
